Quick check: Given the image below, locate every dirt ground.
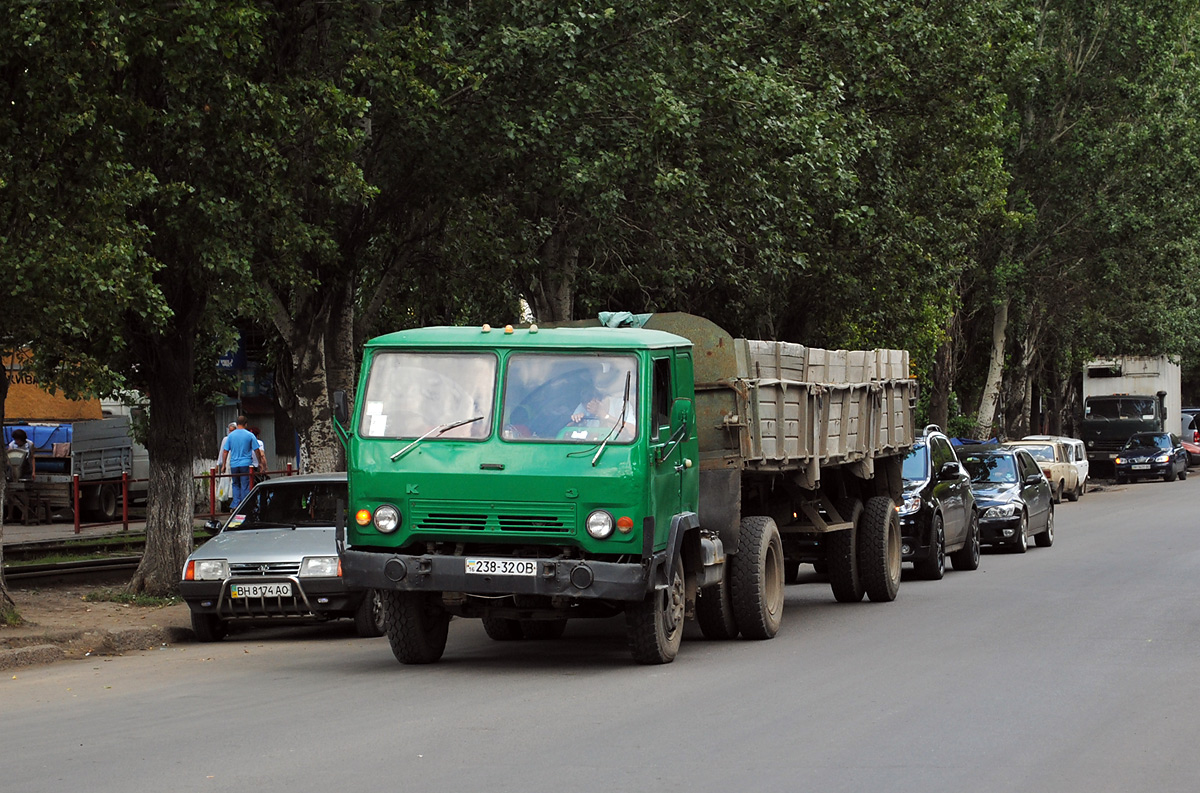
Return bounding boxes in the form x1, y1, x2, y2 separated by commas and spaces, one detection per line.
0, 581, 193, 666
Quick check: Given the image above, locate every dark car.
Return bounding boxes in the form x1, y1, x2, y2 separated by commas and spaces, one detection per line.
898, 426, 980, 579
1114, 432, 1189, 484
180, 473, 385, 641
960, 446, 1054, 553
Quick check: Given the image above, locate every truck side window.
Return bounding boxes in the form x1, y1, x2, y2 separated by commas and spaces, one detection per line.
652, 358, 672, 441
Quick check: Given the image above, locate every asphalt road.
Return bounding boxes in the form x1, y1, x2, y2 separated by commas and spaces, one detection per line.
4, 477, 1200, 793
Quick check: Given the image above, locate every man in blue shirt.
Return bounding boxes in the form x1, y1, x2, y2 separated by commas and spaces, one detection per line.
218, 415, 259, 508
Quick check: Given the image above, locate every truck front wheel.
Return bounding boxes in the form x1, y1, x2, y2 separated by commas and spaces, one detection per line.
626, 553, 685, 664
695, 567, 739, 640
858, 495, 901, 602
731, 516, 784, 640
382, 590, 450, 664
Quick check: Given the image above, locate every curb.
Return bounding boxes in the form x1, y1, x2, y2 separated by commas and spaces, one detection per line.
1, 626, 194, 671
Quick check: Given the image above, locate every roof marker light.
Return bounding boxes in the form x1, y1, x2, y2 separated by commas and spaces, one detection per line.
504, 324, 514, 334
481, 324, 492, 333
529, 324, 539, 334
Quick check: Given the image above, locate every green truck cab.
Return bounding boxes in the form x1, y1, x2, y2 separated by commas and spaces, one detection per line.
337, 314, 915, 665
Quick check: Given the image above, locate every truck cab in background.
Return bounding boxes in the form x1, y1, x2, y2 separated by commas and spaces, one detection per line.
1080, 356, 1180, 470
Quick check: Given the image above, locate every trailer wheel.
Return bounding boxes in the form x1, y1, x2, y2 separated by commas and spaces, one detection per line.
696, 569, 739, 640
521, 619, 567, 640
730, 516, 784, 640
87, 484, 118, 522
382, 590, 450, 664
353, 589, 386, 638
858, 495, 901, 602
482, 616, 524, 641
626, 553, 685, 664
827, 499, 864, 603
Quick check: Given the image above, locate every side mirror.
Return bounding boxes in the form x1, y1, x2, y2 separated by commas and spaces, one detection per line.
1025, 473, 1043, 485
203, 518, 222, 535
937, 461, 961, 481
670, 397, 694, 437
333, 390, 350, 426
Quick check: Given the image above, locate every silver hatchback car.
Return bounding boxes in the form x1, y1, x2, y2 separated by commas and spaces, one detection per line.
180, 473, 384, 641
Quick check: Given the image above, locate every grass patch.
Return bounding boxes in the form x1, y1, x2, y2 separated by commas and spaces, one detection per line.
83, 589, 182, 608
1, 605, 24, 627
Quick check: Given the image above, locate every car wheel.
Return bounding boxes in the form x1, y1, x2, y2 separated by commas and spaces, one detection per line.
1164, 467, 1178, 482
1014, 512, 1029, 554
190, 611, 227, 642
1066, 480, 1080, 502
914, 514, 946, 580
1035, 506, 1054, 547
950, 510, 981, 571
353, 589, 386, 638
1181, 467, 1189, 481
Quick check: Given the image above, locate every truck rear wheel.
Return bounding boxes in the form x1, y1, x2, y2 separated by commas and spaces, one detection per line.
858, 495, 901, 602
695, 569, 739, 640
827, 499, 864, 603
626, 553, 685, 664
521, 619, 567, 640
482, 616, 524, 641
382, 590, 450, 664
731, 516, 784, 640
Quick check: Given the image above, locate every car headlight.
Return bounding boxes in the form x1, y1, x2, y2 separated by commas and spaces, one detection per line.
300, 556, 339, 577
373, 504, 401, 533
983, 504, 1019, 519
898, 494, 922, 516
1154, 454, 1170, 464
586, 510, 615, 539
187, 558, 229, 581
1114, 457, 1125, 465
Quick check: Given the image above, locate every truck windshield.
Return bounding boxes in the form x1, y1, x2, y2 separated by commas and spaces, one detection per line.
501, 353, 638, 443
1085, 397, 1157, 420
359, 351, 496, 439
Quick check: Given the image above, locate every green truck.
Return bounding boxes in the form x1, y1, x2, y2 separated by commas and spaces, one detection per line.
336, 313, 917, 664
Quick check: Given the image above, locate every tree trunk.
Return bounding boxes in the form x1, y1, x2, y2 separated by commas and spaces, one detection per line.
0, 371, 13, 612
129, 336, 200, 596
974, 298, 1010, 440
289, 301, 340, 474
928, 311, 961, 431
529, 218, 579, 323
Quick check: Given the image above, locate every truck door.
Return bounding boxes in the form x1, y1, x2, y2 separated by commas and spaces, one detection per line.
649, 354, 684, 551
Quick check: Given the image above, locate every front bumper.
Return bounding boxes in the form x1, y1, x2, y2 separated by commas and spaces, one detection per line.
979, 515, 1021, 546
899, 511, 931, 561
1115, 461, 1173, 479
340, 548, 659, 602
180, 576, 364, 619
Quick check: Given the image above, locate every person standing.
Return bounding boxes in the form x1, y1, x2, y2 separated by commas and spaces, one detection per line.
218, 416, 258, 508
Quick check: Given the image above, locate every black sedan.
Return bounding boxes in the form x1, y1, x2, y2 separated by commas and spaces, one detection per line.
1114, 432, 1189, 484
958, 446, 1054, 553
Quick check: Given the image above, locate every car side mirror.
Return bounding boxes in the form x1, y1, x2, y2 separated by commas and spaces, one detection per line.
203, 518, 222, 535
937, 461, 961, 481
1025, 473, 1043, 485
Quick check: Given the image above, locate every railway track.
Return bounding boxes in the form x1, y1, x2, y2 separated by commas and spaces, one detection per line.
5, 557, 142, 586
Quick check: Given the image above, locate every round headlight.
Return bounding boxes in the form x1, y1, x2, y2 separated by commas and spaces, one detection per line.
374, 504, 401, 533
586, 510, 615, 539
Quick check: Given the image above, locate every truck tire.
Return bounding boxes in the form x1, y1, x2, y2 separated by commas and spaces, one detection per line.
950, 510, 981, 571
784, 560, 801, 584
191, 611, 227, 642
858, 495, 901, 602
626, 553, 685, 664
382, 590, 450, 664
827, 499, 864, 603
696, 570, 739, 640
730, 516, 784, 640
353, 589, 386, 638
521, 619, 567, 640
482, 616, 524, 641
913, 513, 946, 580
93, 484, 118, 521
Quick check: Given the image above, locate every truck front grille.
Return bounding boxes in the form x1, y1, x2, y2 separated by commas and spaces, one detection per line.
411, 500, 575, 535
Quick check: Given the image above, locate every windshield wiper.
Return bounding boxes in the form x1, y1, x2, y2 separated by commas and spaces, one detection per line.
391, 415, 485, 462
591, 373, 631, 467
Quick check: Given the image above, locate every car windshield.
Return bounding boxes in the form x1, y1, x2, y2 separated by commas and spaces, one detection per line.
226, 481, 347, 530
501, 353, 638, 443
1123, 433, 1170, 450
902, 444, 928, 481
1017, 444, 1054, 462
359, 351, 496, 440
961, 453, 1017, 484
